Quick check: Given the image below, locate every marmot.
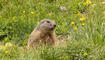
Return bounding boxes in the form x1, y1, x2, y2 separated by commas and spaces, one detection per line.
27, 19, 56, 48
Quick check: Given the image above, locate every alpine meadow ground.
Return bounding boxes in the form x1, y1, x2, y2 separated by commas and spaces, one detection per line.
0, 0, 105, 60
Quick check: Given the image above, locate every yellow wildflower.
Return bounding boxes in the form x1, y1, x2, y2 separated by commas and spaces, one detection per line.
83, 2, 87, 5
30, 11, 34, 15
77, 12, 81, 16
5, 42, 12, 47
5, 50, 9, 54
22, 11, 26, 14
74, 26, 78, 30
62, 3, 64, 6
103, 11, 105, 14
46, 13, 51, 16
83, 0, 92, 5
0, 46, 3, 50
13, 45, 17, 48
90, 5, 94, 7
71, 21, 75, 25
81, 23, 85, 26
104, 0, 105, 1
102, 23, 105, 25
83, 52, 88, 56
86, 0, 92, 4
80, 17, 85, 21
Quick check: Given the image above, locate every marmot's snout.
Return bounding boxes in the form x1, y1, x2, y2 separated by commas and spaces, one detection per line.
52, 24, 56, 29
50, 21, 56, 30
53, 24, 56, 27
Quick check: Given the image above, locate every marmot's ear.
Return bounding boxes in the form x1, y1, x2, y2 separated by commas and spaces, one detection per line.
36, 20, 45, 30
39, 20, 45, 24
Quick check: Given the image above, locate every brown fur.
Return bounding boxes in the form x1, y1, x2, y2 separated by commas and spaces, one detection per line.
27, 19, 56, 48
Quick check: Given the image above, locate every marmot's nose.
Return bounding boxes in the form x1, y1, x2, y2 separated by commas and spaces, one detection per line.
53, 24, 56, 27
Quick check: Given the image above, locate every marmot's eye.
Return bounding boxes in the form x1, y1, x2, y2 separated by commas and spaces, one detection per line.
46, 21, 50, 23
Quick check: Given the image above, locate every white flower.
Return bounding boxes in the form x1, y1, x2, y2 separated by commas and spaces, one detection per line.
102, 2, 105, 4
92, 4, 96, 5
60, 6, 67, 11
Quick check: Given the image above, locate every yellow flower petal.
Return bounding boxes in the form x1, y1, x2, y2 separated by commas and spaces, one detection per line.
0, 46, 3, 50
71, 21, 75, 25
90, 5, 94, 7
22, 11, 26, 14
13, 45, 17, 48
46, 13, 51, 16
102, 23, 105, 25
83, 52, 88, 56
103, 11, 105, 14
30, 12, 34, 15
81, 23, 85, 26
74, 26, 78, 30
5, 50, 9, 54
62, 3, 64, 6
77, 12, 81, 16
83, 0, 92, 5
80, 17, 85, 21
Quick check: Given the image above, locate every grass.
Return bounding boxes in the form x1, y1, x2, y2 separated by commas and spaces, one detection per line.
0, 0, 105, 60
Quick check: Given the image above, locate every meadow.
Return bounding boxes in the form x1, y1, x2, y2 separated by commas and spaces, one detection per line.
0, 0, 105, 60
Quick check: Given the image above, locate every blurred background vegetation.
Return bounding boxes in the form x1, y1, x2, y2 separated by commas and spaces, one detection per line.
0, 0, 105, 60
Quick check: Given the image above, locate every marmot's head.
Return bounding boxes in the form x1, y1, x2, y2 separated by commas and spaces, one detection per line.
37, 19, 56, 31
